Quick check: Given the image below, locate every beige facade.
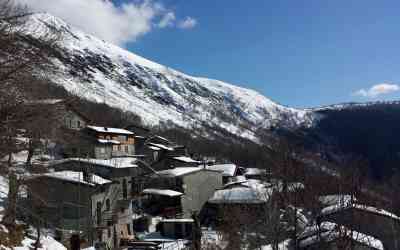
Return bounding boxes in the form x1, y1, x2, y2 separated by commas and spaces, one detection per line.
180, 170, 223, 216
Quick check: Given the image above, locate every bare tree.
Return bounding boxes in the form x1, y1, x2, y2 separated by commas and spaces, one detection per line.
0, 0, 61, 233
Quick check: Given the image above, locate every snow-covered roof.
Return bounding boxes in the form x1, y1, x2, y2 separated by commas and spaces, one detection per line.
134, 135, 146, 139
97, 139, 120, 144
153, 135, 170, 142
205, 164, 237, 177
86, 125, 134, 135
148, 146, 161, 151
299, 222, 384, 250
156, 167, 203, 177
29, 171, 111, 186
321, 203, 400, 221
208, 186, 269, 204
224, 176, 248, 187
172, 156, 200, 163
147, 142, 174, 151
50, 157, 138, 168
142, 188, 183, 197
244, 168, 267, 176
161, 218, 194, 223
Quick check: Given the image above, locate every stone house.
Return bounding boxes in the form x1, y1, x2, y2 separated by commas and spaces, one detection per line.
25, 170, 111, 242
26, 99, 89, 131
205, 164, 240, 184
143, 167, 223, 217
49, 157, 154, 248
133, 135, 197, 171
84, 126, 136, 159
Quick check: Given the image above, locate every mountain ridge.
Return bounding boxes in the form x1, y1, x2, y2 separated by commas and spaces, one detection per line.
26, 13, 314, 142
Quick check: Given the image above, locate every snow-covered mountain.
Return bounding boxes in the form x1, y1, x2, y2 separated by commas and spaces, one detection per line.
27, 13, 314, 142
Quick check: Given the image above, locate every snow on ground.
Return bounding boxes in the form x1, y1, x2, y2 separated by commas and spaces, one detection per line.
1, 150, 53, 167
0, 152, 67, 250
157, 240, 189, 250
201, 229, 228, 250
9, 235, 66, 250
0, 182, 66, 250
261, 239, 291, 250
0, 176, 8, 214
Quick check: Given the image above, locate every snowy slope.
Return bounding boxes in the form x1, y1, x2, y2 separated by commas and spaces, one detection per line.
27, 13, 314, 142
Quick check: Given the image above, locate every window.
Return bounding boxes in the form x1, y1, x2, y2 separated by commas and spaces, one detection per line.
106, 199, 110, 211
77, 120, 81, 128
118, 135, 128, 141
153, 151, 159, 161
124, 145, 129, 153
118, 145, 121, 151
127, 224, 131, 235
100, 147, 106, 154
131, 177, 144, 196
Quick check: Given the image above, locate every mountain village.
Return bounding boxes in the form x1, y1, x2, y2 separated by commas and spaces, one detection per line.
2, 1, 400, 250
0, 98, 396, 250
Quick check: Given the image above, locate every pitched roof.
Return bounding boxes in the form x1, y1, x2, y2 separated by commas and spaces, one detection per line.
208, 187, 269, 204
142, 188, 183, 197
50, 157, 138, 168
172, 156, 200, 163
97, 139, 121, 145
156, 167, 202, 177
86, 125, 134, 135
28, 171, 111, 186
205, 164, 237, 177
244, 168, 267, 176
147, 142, 174, 151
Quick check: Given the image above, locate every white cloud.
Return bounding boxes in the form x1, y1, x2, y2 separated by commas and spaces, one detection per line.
15, 0, 183, 46
353, 83, 400, 98
158, 11, 175, 28
178, 16, 197, 29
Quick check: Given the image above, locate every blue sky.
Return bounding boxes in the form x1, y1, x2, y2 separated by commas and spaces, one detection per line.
25, 0, 400, 108
127, 0, 400, 108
